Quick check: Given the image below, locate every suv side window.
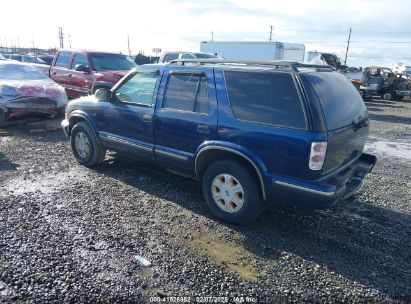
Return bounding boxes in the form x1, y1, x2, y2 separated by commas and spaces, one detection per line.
163, 73, 209, 114
163, 53, 179, 62
71, 53, 88, 69
55, 52, 71, 67
224, 71, 307, 129
114, 71, 159, 106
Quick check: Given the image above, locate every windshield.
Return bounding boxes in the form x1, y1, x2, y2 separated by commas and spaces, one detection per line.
90, 53, 136, 71
301, 72, 368, 131
0, 63, 48, 80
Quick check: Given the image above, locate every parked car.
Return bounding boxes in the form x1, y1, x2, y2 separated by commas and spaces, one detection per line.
0, 61, 68, 126
158, 51, 222, 63
38, 54, 54, 65
61, 59, 376, 224
3, 54, 46, 64
36, 50, 137, 99
0, 54, 5, 60
359, 66, 411, 100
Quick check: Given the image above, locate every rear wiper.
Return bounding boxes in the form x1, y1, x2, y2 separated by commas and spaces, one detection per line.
352, 117, 369, 131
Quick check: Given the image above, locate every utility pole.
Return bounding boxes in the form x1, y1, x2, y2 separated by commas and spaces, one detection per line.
211, 31, 214, 41
127, 33, 131, 56
344, 27, 352, 65
58, 27, 64, 49
69, 34, 72, 49
269, 25, 274, 42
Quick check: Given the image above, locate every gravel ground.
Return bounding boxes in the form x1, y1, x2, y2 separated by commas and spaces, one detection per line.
0, 98, 410, 303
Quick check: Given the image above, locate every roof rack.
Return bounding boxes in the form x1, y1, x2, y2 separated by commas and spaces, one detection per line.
168, 59, 335, 72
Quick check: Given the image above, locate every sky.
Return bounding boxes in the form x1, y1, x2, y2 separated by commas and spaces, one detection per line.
1, 0, 410, 67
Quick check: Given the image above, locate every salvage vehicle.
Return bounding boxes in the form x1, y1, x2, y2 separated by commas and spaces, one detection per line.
0, 61, 68, 126
394, 73, 411, 100
158, 51, 222, 63
62, 59, 376, 224
360, 66, 411, 100
37, 50, 137, 98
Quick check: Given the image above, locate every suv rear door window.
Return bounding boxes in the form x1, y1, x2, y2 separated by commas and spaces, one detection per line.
55, 52, 71, 67
162, 73, 209, 114
224, 71, 307, 129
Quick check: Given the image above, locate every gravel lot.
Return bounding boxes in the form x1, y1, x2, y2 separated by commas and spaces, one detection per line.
1, 98, 410, 303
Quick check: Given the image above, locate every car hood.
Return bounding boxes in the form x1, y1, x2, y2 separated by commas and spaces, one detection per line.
0, 79, 68, 107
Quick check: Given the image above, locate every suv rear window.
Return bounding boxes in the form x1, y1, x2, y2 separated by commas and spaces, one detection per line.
224, 71, 307, 129
301, 72, 368, 131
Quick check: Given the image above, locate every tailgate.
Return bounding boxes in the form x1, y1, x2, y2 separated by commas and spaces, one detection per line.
323, 119, 369, 172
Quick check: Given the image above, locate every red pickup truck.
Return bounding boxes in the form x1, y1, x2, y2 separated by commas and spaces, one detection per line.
37, 50, 136, 98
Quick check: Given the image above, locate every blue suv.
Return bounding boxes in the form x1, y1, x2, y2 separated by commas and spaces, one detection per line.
62, 59, 376, 223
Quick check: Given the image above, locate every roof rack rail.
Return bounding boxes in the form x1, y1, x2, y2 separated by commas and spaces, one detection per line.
168, 59, 335, 72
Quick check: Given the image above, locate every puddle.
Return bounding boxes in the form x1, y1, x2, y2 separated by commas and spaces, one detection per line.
0, 168, 88, 197
188, 237, 260, 282
364, 139, 411, 161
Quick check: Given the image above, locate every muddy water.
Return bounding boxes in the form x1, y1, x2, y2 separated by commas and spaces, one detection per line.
188, 237, 261, 282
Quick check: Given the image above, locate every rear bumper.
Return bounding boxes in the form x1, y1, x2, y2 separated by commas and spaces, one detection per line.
267, 153, 377, 209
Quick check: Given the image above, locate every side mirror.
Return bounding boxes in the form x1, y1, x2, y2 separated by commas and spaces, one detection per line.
74, 64, 90, 73
95, 88, 111, 102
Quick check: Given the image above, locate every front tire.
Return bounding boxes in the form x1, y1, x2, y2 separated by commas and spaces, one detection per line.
70, 121, 106, 166
202, 160, 264, 224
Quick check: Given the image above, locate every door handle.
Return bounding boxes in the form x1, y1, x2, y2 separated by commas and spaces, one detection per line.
67, 73, 73, 79
197, 124, 210, 134
51, 71, 57, 75
143, 114, 152, 122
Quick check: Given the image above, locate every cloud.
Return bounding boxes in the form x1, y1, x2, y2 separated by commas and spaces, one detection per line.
0, 0, 410, 67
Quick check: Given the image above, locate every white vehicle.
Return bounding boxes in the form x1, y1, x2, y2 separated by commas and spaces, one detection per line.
393, 63, 411, 75
158, 51, 222, 63
200, 41, 305, 62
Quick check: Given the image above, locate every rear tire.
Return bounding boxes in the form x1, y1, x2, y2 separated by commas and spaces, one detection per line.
70, 121, 106, 166
202, 160, 264, 224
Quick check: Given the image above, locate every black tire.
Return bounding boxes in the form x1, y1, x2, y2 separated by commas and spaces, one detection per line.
70, 121, 106, 166
202, 160, 264, 224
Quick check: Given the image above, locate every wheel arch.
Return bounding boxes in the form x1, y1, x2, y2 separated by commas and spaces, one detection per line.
68, 111, 99, 142
195, 145, 267, 200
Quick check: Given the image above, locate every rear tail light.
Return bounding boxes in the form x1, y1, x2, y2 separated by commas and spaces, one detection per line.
309, 141, 327, 170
